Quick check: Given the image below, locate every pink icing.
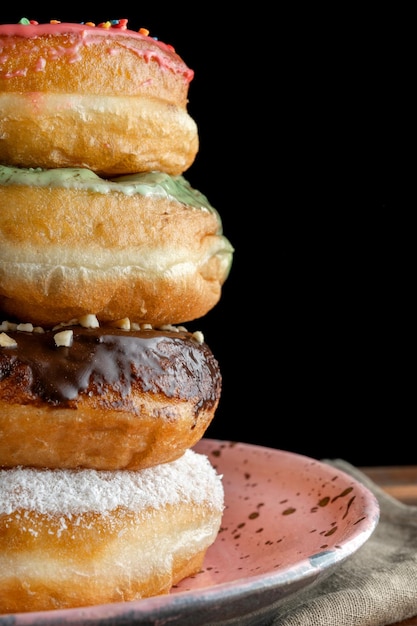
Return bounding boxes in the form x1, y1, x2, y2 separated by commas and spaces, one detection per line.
0, 22, 194, 82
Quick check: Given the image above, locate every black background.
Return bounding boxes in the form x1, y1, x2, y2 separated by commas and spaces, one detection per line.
1, 9, 413, 466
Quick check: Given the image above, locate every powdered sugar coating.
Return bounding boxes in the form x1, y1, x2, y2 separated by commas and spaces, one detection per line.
0, 450, 224, 515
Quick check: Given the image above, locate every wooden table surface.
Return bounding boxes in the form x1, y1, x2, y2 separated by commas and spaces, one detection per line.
360, 465, 417, 626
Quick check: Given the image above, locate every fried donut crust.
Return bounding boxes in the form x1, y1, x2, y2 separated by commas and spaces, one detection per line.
0, 167, 234, 328
0, 21, 198, 175
0, 450, 224, 613
0, 322, 221, 470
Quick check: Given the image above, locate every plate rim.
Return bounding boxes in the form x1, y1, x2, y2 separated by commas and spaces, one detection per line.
1, 439, 380, 625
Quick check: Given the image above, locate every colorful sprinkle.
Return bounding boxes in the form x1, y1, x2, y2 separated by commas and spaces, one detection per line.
114, 19, 128, 29
14, 19, 150, 35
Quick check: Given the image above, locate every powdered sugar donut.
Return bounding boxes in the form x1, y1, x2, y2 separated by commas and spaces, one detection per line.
0, 449, 224, 613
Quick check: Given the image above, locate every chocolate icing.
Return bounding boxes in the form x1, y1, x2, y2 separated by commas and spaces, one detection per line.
0, 326, 221, 411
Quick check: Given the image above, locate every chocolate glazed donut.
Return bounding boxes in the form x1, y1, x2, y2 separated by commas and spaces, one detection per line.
0, 321, 221, 470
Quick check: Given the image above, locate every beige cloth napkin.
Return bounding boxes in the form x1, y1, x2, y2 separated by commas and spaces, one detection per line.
268, 459, 417, 626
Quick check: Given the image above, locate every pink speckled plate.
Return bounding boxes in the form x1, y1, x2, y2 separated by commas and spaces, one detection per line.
1, 439, 380, 626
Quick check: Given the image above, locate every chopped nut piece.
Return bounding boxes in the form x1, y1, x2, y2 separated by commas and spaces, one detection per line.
54, 330, 73, 347
16, 323, 34, 332
0, 320, 17, 331
113, 318, 131, 330
0, 332, 18, 348
78, 314, 99, 328
53, 318, 78, 330
192, 330, 204, 344
159, 324, 179, 332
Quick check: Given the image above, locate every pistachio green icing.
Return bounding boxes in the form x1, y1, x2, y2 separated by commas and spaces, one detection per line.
0, 165, 217, 215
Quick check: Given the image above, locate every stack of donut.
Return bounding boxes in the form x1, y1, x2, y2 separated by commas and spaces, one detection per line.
0, 18, 233, 614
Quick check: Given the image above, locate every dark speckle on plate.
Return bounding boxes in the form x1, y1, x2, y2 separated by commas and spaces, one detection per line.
3, 439, 380, 626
